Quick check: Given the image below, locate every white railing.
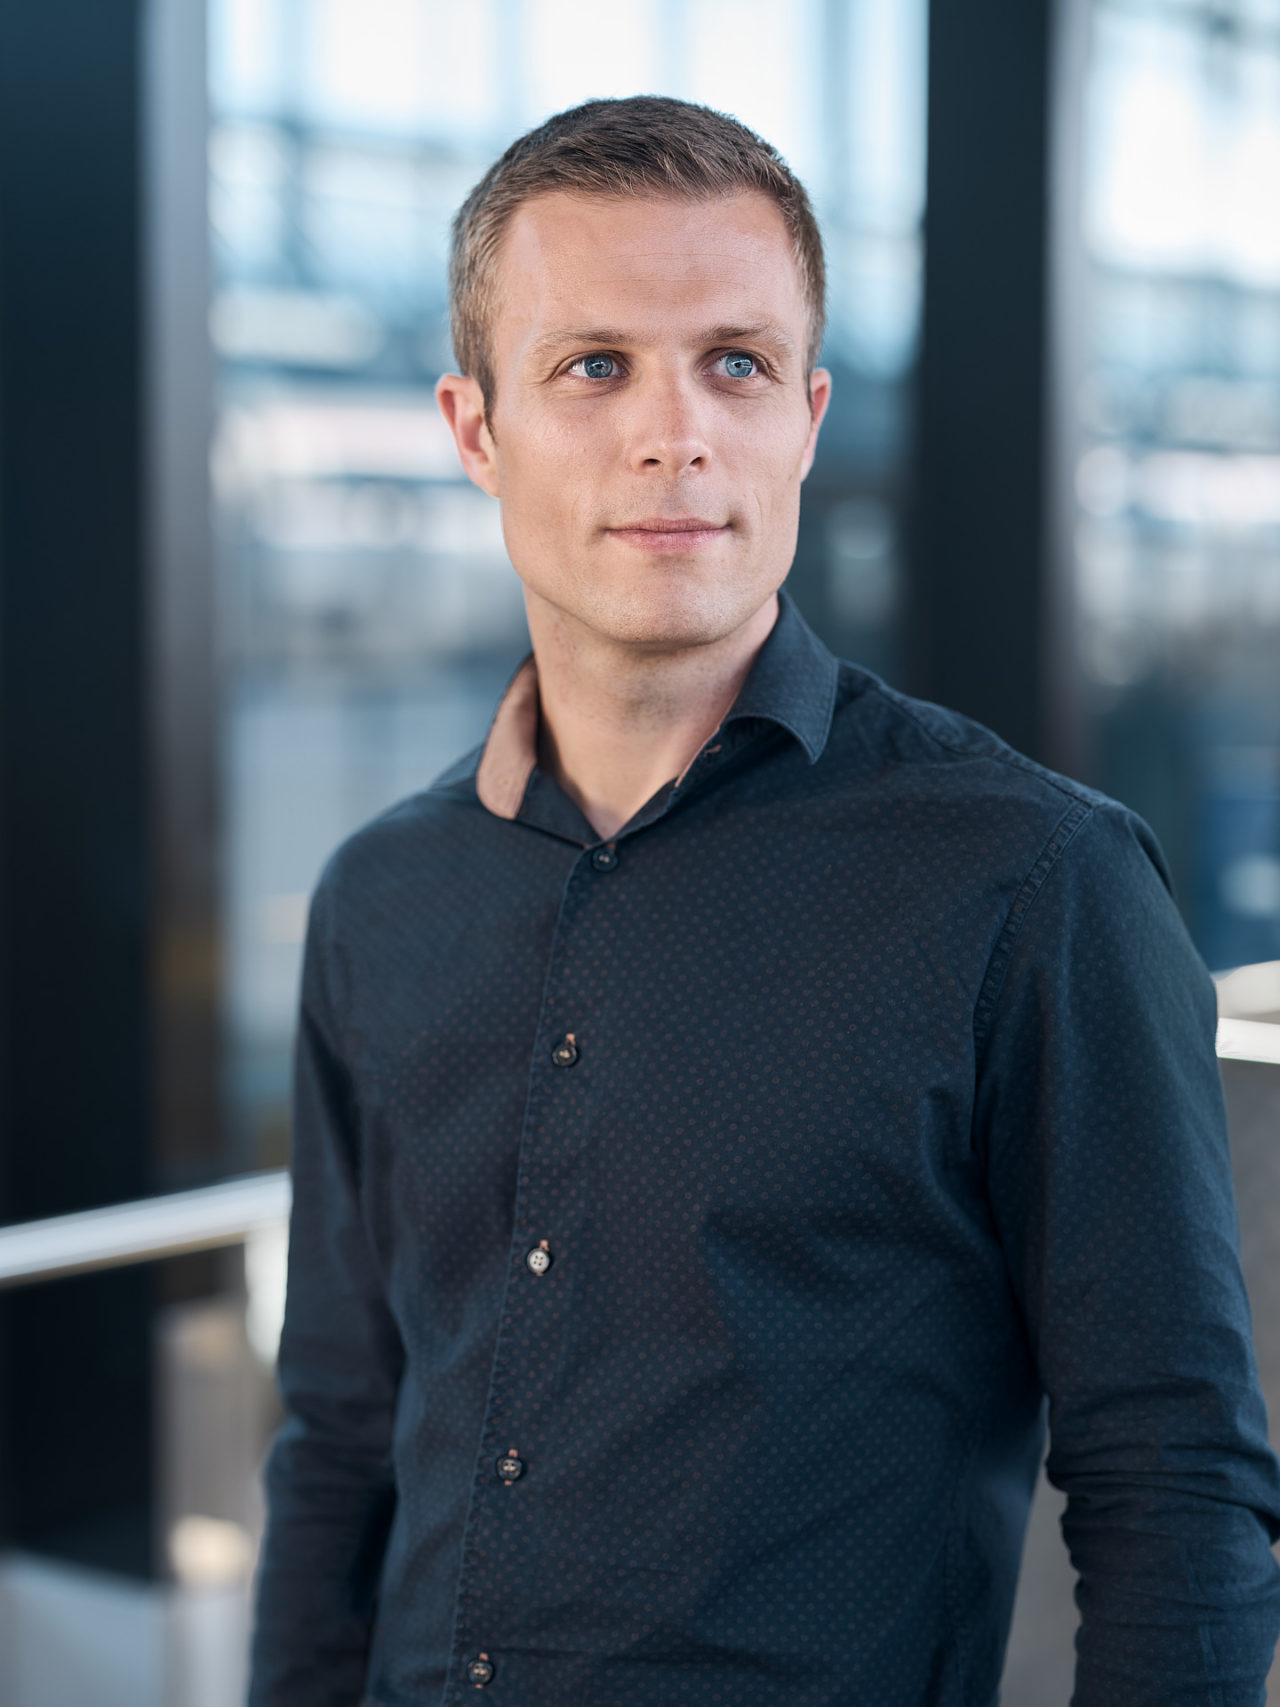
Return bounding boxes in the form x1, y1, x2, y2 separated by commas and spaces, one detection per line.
1216, 1017, 1280, 1066
0, 1170, 290, 1288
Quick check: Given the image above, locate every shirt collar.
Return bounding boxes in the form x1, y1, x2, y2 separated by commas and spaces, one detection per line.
474, 584, 839, 822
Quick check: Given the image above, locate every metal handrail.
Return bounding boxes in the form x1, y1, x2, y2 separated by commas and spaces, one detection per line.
0, 1018, 1274, 1290
0, 1170, 290, 1289
1216, 1017, 1280, 1066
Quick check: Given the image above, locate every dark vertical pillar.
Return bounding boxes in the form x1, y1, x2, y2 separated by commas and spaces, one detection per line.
0, 0, 154, 1579
909, 0, 1082, 772
0, 0, 216, 1579
144, 0, 219, 1192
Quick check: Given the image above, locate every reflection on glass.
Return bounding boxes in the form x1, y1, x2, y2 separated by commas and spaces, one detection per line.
208, 0, 928, 1167
1077, 0, 1280, 976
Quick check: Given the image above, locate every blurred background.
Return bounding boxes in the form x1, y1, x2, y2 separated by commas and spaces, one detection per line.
0, 0, 1277, 1702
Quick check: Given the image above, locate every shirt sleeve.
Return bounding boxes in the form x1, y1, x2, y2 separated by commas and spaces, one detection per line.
974, 798, 1280, 1706
249, 863, 404, 1707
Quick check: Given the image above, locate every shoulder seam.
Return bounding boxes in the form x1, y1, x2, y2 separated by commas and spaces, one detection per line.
972, 797, 1097, 1063
865, 681, 1097, 810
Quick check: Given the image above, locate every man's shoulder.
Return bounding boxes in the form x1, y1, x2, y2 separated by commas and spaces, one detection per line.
831, 660, 1111, 816
826, 660, 1156, 881
310, 740, 488, 918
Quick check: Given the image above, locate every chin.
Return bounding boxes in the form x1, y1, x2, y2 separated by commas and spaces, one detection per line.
580, 578, 754, 650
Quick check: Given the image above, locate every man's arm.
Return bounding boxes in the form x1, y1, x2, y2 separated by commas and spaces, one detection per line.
249, 866, 404, 1707
975, 799, 1280, 1706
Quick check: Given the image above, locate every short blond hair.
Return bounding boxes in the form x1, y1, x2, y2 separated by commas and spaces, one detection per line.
449, 95, 827, 410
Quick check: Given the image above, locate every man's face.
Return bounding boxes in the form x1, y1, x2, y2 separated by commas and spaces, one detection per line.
438, 190, 831, 651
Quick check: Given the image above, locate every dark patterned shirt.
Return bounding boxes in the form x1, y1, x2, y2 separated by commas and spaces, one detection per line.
249, 587, 1280, 1707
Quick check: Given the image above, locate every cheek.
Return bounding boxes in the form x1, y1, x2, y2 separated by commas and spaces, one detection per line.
731, 388, 812, 451
730, 408, 813, 505
495, 430, 596, 546
508, 410, 605, 485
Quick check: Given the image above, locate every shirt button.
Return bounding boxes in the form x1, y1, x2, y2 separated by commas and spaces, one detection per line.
590, 845, 618, 871
496, 1450, 525, 1482
526, 1244, 553, 1275
550, 1034, 579, 1067
465, 1655, 495, 1687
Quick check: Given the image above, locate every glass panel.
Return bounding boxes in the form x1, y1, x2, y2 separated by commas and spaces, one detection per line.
208, 0, 928, 1169
1076, 0, 1280, 976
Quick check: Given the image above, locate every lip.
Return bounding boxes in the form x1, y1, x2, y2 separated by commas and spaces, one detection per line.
605, 517, 730, 552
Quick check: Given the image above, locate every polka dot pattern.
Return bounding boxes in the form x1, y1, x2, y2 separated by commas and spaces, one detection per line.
249, 589, 1280, 1707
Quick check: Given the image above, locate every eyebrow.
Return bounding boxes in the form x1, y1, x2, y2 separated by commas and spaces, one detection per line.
705, 322, 798, 351
525, 321, 799, 364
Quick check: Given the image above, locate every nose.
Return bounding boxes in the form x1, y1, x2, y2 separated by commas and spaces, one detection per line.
623, 369, 711, 476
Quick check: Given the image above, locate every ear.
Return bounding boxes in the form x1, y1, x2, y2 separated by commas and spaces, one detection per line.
799, 367, 832, 481
436, 372, 500, 498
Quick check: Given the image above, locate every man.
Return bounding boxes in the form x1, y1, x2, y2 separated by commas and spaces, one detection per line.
249, 96, 1280, 1706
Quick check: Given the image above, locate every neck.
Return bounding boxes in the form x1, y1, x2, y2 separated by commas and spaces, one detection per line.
526, 589, 781, 842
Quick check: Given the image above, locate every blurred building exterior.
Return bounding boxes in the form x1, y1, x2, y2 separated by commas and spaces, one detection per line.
1078, 0, 1280, 975
0, 2, 1278, 1705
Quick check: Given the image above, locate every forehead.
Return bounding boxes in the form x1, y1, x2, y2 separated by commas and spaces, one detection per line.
490, 190, 809, 352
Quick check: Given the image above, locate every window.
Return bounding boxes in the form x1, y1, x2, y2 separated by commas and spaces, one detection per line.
1076, 0, 1280, 973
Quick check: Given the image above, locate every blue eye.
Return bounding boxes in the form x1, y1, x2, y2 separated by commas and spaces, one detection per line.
722, 353, 757, 379
575, 354, 616, 379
